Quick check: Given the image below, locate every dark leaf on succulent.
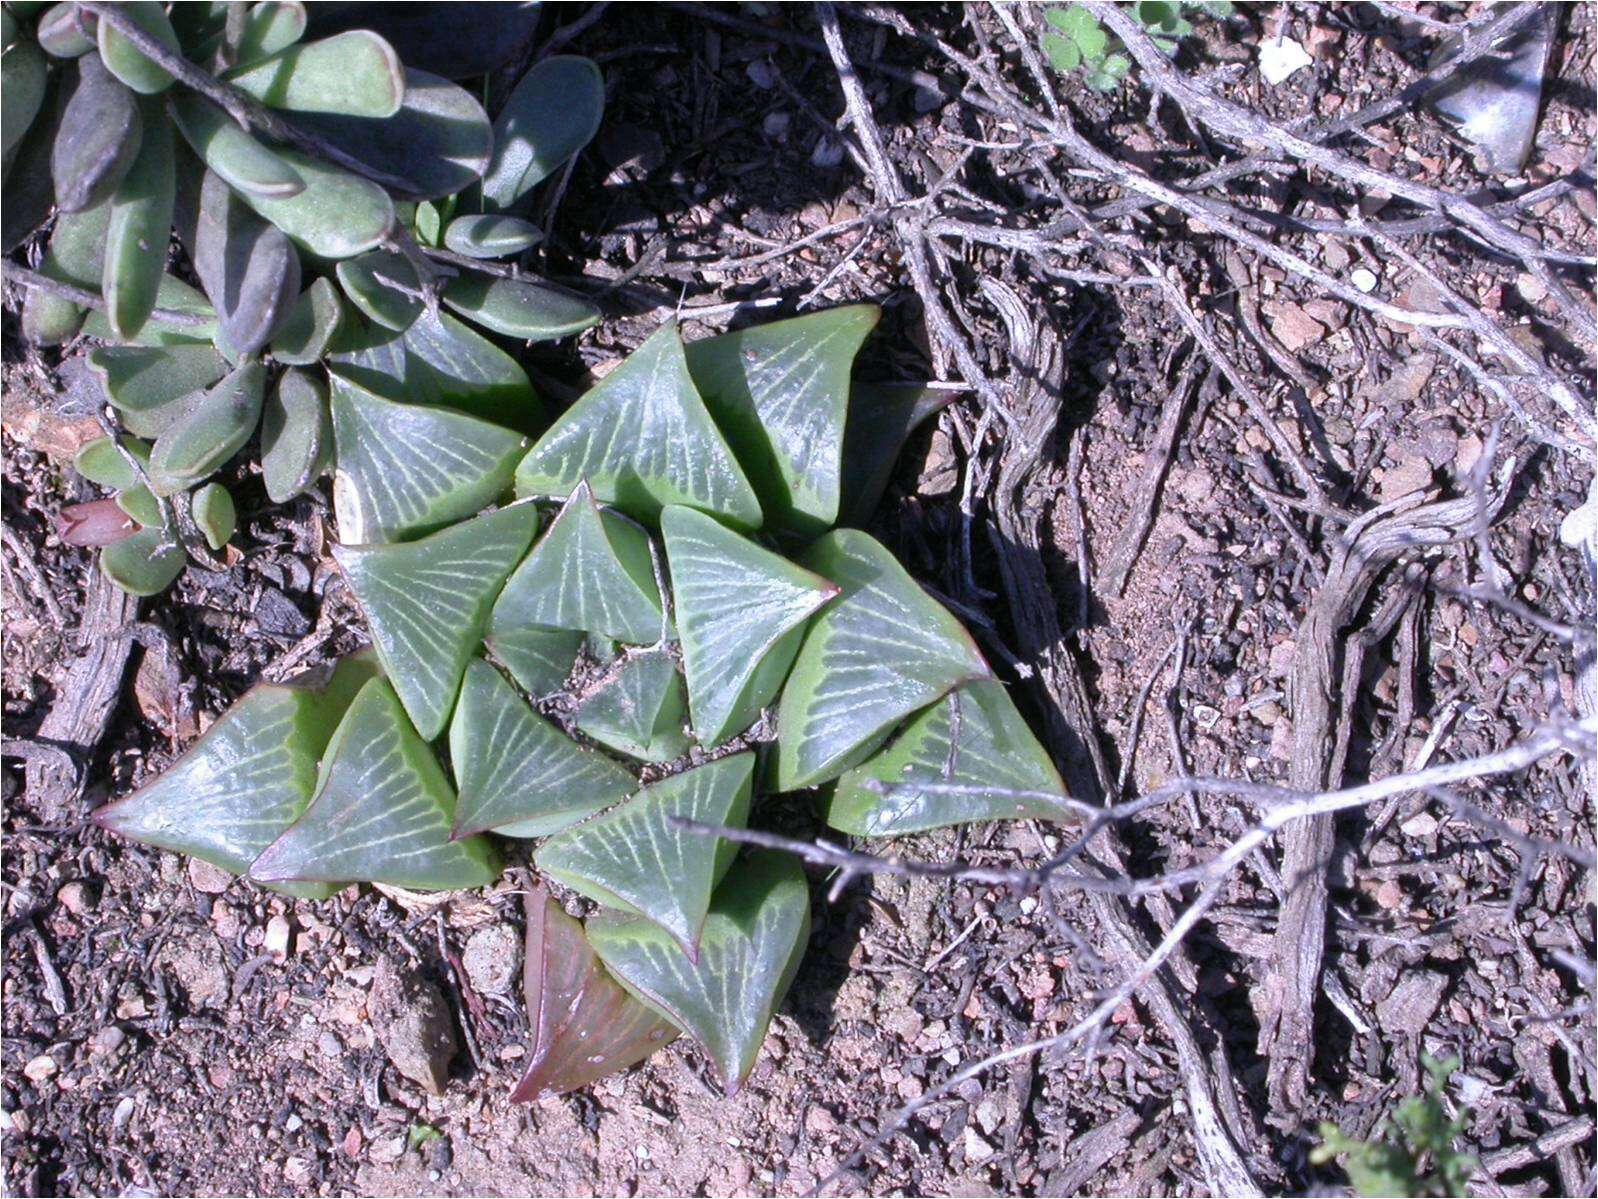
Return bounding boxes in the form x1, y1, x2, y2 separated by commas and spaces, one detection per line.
480, 54, 604, 215
305, 2, 541, 80
3, 68, 61, 251
177, 164, 300, 355
335, 248, 422, 331
1, 35, 47, 159
51, 50, 142, 212
511, 887, 679, 1103
55, 497, 138, 547
269, 275, 344, 364
838, 381, 956, 527
287, 68, 491, 201
36, 2, 97, 59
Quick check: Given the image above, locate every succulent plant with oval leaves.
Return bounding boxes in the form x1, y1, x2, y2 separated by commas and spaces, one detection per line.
93, 303, 1076, 1097
4, 1, 607, 594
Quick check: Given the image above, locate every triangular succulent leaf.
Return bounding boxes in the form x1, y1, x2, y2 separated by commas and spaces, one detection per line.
774, 529, 991, 790
249, 677, 498, 890
838, 382, 956, 527
661, 505, 837, 746
490, 481, 664, 645
684, 305, 878, 533
587, 849, 810, 1093
329, 376, 529, 544
538, 753, 754, 957
485, 624, 583, 696
826, 679, 1070, 836
515, 321, 762, 529
511, 887, 679, 1102
334, 504, 539, 740
92, 651, 380, 895
449, 658, 635, 839
572, 650, 691, 764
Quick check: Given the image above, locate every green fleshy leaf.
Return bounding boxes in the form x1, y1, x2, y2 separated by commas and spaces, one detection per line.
484, 625, 582, 696
515, 321, 762, 529
224, 30, 402, 117
333, 504, 538, 740
839, 382, 956, 527
442, 213, 542, 259
192, 481, 235, 550
774, 529, 991, 790
98, 522, 183, 595
102, 94, 173, 341
114, 483, 162, 528
684, 304, 878, 533
449, 658, 635, 839
37, 3, 97, 57
236, 144, 393, 258
96, 0, 180, 94
93, 652, 379, 895
511, 887, 680, 1102
229, 1, 307, 67
284, 67, 490, 201
87, 344, 228, 438
3, 62, 61, 252
269, 276, 344, 364
329, 375, 529, 544
2, 38, 46, 158
539, 753, 753, 956
662, 505, 837, 747
21, 197, 110, 343
490, 480, 664, 646
181, 168, 300, 355
441, 273, 600, 342
82, 273, 218, 346
480, 54, 603, 214
335, 248, 421, 331
51, 51, 140, 212
588, 849, 810, 1093
171, 91, 305, 199
572, 650, 690, 764
260, 366, 331, 502
826, 679, 1069, 836
147, 361, 265, 495
74, 435, 151, 490
327, 309, 545, 433
249, 677, 499, 890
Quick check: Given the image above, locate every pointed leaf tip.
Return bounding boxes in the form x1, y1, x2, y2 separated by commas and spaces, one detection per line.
249, 677, 498, 891
449, 658, 634, 839
334, 504, 539, 740
774, 529, 991, 790
537, 753, 755, 958
588, 849, 810, 1093
515, 322, 762, 528
512, 887, 679, 1102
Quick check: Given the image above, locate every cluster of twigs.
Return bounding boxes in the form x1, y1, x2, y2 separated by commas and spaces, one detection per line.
676, 2, 1594, 1192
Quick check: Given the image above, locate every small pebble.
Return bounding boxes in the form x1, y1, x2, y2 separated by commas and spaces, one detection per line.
264, 914, 293, 959
1351, 267, 1378, 293
23, 1055, 57, 1082
188, 859, 233, 895
57, 881, 97, 915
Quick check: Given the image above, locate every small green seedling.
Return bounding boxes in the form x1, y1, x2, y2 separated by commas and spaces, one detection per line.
1042, 2, 1232, 90
1312, 1055, 1478, 1198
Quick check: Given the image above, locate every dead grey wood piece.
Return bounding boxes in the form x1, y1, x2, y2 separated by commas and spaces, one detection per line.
25, 566, 139, 823
979, 279, 1262, 1197
1260, 471, 1514, 1121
